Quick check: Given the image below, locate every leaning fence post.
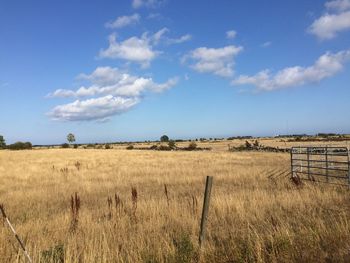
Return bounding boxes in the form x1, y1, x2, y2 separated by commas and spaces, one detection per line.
199, 176, 213, 248
0, 204, 32, 263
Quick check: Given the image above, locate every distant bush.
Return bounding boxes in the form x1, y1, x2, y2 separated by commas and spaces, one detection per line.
105, 144, 111, 149
168, 140, 176, 149
73, 144, 78, 149
158, 145, 171, 151
61, 143, 69, 149
7, 141, 32, 150
187, 142, 197, 151
149, 145, 158, 150
126, 144, 134, 150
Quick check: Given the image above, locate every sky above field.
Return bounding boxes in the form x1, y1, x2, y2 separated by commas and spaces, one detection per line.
1, 0, 350, 144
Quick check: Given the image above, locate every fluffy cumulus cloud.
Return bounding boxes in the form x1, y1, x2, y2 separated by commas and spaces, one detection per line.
183, 45, 243, 77
99, 33, 158, 68
232, 49, 350, 91
132, 0, 164, 9
47, 67, 178, 121
48, 95, 140, 122
48, 67, 178, 98
99, 29, 191, 67
309, 0, 350, 40
105, 13, 140, 29
226, 30, 237, 39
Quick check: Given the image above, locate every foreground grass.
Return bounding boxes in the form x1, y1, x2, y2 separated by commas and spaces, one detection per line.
0, 149, 350, 262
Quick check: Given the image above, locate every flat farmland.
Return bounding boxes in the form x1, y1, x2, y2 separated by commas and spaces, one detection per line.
1, 149, 350, 262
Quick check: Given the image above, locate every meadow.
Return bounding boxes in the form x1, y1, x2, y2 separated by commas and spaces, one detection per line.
1, 145, 350, 262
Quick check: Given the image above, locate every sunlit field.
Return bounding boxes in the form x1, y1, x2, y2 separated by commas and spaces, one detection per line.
1, 148, 350, 262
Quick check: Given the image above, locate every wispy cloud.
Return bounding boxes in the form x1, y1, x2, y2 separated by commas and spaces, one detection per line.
308, 0, 350, 40
226, 30, 237, 39
183, 45, 243, 77
132, 0, 165, 9
232, 49, 350, 91
105, 13, 140, 29
326, 0, 350, 11
261, 41, 272, 48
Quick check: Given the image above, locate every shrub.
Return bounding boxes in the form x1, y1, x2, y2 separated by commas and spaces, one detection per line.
73, 144, 78, 149
126, 144, 134, 150
158, 145, 171, 151
187, 142, 197, 151
245, 140, 252, 149
168, 140, 176, 149
149, 145, 158, 150
61, 143, 69, 149
7, 141, 32, 150
105, 144, 111, 149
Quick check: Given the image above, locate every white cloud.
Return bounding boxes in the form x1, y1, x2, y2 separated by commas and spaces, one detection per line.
183, 45, 243, 77
232, 49, 350, 91
226, 30, 237, 39
147, 27, 192, 45
47, 67, 179, 122
99, 33, 158, 67
48, 95, 139, 122
167, 34, 192, 44
48, 67, 178, 98
309, 0, 350, 40
147, 13, 162, 19
132, 0, 164, 9
309, 11, 350, 39
150, 27, 169, 44
105, 13, 140, 29
326, 0, 350, 11
99, 29, 190, 67
261, 41, 272, 48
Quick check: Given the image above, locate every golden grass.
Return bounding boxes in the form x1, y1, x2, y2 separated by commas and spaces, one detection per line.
1, 149, 350, 262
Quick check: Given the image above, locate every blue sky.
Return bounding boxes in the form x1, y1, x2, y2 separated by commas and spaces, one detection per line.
1, 0, 350, 144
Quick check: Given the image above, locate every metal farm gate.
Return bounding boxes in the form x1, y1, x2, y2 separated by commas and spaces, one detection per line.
291, 146, 350, 186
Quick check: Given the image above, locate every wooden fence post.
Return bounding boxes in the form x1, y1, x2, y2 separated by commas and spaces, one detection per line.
199, 176, 213, 248
0, 204, 32, 263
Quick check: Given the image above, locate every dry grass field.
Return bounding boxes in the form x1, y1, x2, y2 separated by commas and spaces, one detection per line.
1, 148, 350, 262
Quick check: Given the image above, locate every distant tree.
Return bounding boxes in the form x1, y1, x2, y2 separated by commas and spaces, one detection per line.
160, 135, 169, 142
67, 133, 76, 145
0, 135, 6, 149
61, 143, 69, 149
